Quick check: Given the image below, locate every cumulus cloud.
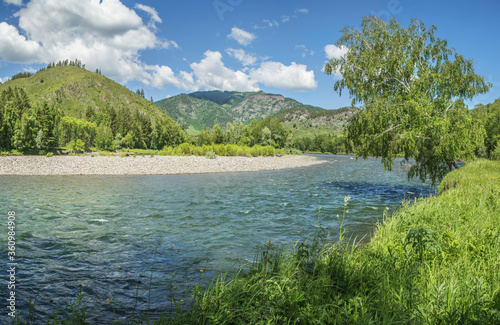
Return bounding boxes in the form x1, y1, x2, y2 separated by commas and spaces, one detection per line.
147, 51, 317, 93
0, 0, 177, 84
0, 22, 42, 63
226, 48, 257, 66
190, 50, 259, 91
227, 27, 256, 46
250, 61, 317, 92
146, 65, 197, 91
324, 44, 349, 60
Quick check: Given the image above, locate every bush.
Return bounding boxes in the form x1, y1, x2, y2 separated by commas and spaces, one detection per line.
178, 143, 193, 155
492, 141, 500, 160
68, 139, 86, 153
261, 145, 275, 157
205, 151, 216, 159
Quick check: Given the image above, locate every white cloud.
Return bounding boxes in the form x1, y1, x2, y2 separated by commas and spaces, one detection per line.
190, 50, 259, 91
1, 76, 10, 84
325, 44, 349, 60
0, 22, 42, 63
250, 61, 317, 92
295, 8, 309, 14
227, 27, 256, 46
3, 0, 23, 5
226, 48, 257, 66
135, 4, 162, 24
0, 0, 178, 85
263, 19, 279, 28
295, 45, 314, 58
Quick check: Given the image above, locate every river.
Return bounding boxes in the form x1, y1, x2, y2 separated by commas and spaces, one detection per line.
0, 154, 433, 322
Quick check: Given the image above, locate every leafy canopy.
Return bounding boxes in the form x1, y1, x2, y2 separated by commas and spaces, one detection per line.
325, 17, 490, 184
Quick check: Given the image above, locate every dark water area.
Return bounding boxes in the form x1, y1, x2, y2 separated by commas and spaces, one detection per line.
0, 155, 434, 323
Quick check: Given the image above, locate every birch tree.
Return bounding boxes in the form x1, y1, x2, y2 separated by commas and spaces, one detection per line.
325, 17, 490, 184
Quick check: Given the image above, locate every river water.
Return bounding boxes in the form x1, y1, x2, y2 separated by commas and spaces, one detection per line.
0, 155, 433, 322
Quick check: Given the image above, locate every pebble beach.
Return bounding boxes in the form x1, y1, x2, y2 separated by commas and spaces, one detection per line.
0, 154, 325, 176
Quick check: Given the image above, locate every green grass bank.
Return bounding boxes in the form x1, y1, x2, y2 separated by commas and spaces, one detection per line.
174, 159, 500, 324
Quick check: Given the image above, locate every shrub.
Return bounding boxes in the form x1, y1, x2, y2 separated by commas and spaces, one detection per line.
205, 151, 216, 159
492, 141, 500, 160
178, 143, 192, 155
261, 145, 275, 157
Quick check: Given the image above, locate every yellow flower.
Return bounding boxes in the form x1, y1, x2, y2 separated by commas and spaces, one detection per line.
227, 311, 231, 313
200, 269, 204, 272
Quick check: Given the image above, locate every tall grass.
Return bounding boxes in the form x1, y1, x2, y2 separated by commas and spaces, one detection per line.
175, 159, 500, 324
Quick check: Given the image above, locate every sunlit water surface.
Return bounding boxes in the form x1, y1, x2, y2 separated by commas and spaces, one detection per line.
0, 155, 434, 322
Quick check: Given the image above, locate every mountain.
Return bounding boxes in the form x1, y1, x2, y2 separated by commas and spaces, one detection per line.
272, 106, 359, 137
155, 90, 357, 136
154, 90, 325, 134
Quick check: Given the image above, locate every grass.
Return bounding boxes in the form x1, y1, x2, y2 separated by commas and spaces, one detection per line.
174, 159, 500, 324
12, 159, 500, 324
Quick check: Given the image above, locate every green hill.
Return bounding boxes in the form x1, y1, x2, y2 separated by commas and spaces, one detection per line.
155, 90, 325, 135
0, 65, 186, 151
0, 66, 169, 121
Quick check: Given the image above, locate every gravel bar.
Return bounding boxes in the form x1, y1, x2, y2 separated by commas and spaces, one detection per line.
0, 155, 325, 176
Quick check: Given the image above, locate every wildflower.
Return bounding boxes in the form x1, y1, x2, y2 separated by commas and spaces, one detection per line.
227, 311, 231, 314
200, 269, 204, 273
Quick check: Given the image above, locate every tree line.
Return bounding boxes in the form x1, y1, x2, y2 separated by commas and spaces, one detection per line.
0, 87, 186, 152
191, 118, 350, 154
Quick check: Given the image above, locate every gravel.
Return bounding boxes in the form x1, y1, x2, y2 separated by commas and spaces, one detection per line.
0, 155, 325, 176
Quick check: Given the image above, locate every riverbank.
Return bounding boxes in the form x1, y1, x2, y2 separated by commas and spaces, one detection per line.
174, 159, 500, 324
0, 154, 325, 175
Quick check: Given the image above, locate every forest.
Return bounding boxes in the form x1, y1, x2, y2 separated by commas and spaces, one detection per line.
0, 87, 186, 153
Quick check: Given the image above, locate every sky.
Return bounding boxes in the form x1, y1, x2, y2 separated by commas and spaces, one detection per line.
0, 0, 499, 110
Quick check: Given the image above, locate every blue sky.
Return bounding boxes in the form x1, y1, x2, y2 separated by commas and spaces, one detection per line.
0, 0, 498, 109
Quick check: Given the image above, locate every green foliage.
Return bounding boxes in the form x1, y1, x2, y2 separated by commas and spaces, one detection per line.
157, 143, 282, 157
68, 139, 86, 153
205, 151, 216, 159
325, 17, 490, 184
492, 141, 500, 161
473, 98, 500, 158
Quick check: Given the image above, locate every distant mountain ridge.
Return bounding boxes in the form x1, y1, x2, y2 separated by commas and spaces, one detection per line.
155, 90, 326, 133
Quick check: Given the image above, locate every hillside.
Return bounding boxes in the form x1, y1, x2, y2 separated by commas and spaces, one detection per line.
0, 65, 186, 151
0, 66, 170, 122
155, 90, 325, 134
273, 106, 359, 137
